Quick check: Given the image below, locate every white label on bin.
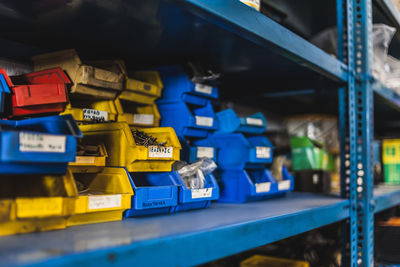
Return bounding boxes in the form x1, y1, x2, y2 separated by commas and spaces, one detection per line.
196, 147, 214, 159
246, 117, 263, 126
255, 182, 271, 193
88, 195, 122, 210
195, 83, 212, 95
256, 147, 271, 159
19, 132, 66, 153
191, 188, 213, 199
278, 180, 291, 191
195, 116, 213, 127
148, 146, 173, 158
83, 109, 108, 121
133, 114, 154, 125
74, 156, 96, 164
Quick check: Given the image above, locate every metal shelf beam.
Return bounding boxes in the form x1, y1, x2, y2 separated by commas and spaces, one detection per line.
0, 193, 349, 267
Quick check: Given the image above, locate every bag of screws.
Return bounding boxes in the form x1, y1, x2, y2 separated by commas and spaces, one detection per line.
174, 158, 217, 189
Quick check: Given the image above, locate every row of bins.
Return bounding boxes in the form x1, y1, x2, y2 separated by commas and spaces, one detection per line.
0, 49, 294, 236
0, 49, 162, 127
156, 66, 293, 203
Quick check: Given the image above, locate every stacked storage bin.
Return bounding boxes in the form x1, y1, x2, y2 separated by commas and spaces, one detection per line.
31, 50, 134, 226
207, 109, 294, 203
33, 49, 124, 123
0, 65, 85, 236
0, 114, 83, 235
157, 65, 220, 211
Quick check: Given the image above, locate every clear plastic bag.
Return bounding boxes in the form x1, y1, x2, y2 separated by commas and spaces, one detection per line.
311, 24, 396, 85
284, 115, 339, 151
174, 159, 217, 189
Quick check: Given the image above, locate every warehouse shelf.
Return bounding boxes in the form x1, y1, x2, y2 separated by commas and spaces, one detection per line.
375, 0, 400, 29
0, 0, 346, 93
0, 192, 349, 267
374, 184, 400, 213
372, 81, 400, 135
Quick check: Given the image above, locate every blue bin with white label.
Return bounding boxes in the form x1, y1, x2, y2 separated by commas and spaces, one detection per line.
157, 65, 218, 103
158, 99, 218, 139
125, 171, 179, 217
170, 170, 220, 212
0, 115, 82, 174
208, 133, 273, 170
217, 166, 294, 203
216, 109, 267, 134
190, 138, 217, 162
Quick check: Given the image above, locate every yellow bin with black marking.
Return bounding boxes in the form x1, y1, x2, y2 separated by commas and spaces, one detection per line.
67, 167, 133, 226
79, 122, 181, 172
61, 100, 117, 123
0, 171, 77, 236
121, 71, 163, 105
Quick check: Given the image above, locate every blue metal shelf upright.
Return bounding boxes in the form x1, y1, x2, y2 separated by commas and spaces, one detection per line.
1, 0, 400, 266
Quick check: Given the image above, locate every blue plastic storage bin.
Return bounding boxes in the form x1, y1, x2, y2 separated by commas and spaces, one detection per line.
209, 133, 274, 169
216, 108, 267, 134
158, 99, 218, 139
157, 65, 218, 102
217, 166, 294, 203
0, 73, 11, 115
170, 170, 220, 212
0, 115, 82, 174
125, 171, 179, 217
190, 138, 217, 162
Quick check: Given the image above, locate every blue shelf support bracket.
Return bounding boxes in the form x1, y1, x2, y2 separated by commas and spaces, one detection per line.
338, 0, 358, 265
350, 0, 374, 265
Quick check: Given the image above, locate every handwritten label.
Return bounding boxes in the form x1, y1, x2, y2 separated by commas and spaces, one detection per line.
195, 83, 212, 95
88, 195, 122, 210
148, 146, 173, 158
133, 114, 154, 125
255, 182, 271, 193
19, 132, 66, 153
256, 147, 271, 159
278, 180, 291, 191
191, 188, 213, 199
83, 109, 108, 121
16, 198, 63, 218
196, 147, 214, 159
246, 117, 263, 126
195, 116, 214, 127
74, 156, 96, 164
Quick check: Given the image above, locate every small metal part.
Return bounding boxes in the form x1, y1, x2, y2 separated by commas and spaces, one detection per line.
132, 129, 166, 148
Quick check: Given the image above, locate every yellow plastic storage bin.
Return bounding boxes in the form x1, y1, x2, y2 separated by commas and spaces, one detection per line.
0, 171, 77, 236
67, 167, 133, 226
79, 122, 181, 172
240, 255, 310, 267
32, 49, 124, 99
86, 59, 163, 105
121, 71, 163, 105
115, 98, 161, 127
70, 143, 108, 173
61, 99, 117, 123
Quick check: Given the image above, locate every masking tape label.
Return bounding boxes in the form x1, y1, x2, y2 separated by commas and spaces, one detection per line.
19, 132, 66, 153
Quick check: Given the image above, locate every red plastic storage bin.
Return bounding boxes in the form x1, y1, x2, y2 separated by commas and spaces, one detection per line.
7, 68, 70, 117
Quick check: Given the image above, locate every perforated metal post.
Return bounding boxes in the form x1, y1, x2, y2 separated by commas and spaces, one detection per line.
351, 0, 374, 265
337, 0, 358, 265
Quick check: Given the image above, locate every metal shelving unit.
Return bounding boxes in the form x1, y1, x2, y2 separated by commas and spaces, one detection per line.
0, 193, 349, 267
0, 0, 400, 266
